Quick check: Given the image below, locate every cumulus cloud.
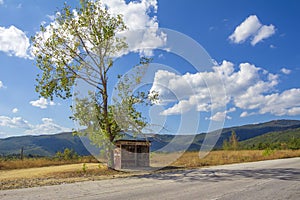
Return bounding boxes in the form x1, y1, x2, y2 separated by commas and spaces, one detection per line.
256, 89, 300, 116
0, 80, 6, 89
0, 25, 32, 59
96, 0, 166, 56
29, 97, 56, 109
12, 108, 18, 113
151, 60, 300, 118
281, 68, 291, 75
25, 118, 71, 135
0, 116, 31, 129
34, 0, 165, 58
208, 108, 236, 121
0, 131, 9, 138
229, 15, 262, 44
229, 15, 275, 46
0, 116, 71, 135
240, 111, 256, 118
251, 24, 275, 46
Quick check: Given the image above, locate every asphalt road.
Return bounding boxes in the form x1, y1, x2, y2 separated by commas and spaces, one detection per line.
1, 157, 299, 200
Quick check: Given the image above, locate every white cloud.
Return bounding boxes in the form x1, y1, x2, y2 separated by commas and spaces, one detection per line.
0, 25, 32, 59
208, 108, 236, 121
0, 131, 9, 138
34, 0, 165, 59
0, 116, 31, 129
240, 111, 255, 118
209, 112, 229, 121
281, 68, 291, 75
0, 80, 6, 89
257, 89, 300, 116
99, 0, 166, 56
0, 0, 3, 5
25, 118, 71, 135
229, 15, 262, 44
0, 115, 71, 136
151, 60, 300, 118
251, 24, 275, 46
240, 111, 249, 118
287, 107, 300, 116
229, 15, 275, 46
12, 108, 18, 113
30, 97, 56, 109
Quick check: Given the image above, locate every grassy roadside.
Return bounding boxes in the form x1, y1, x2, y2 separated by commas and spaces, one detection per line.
0, 163, 129, 190
0, 156, 98, 170
167, 149, 300, 167
1, 150, 299, 190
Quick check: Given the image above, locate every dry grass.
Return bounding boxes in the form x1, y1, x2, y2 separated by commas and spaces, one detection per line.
152, 150, 300, 168
0, 163, 128, 190
0, 156, 98, 170
0, 163, 100, 180
1, 150, 299, 190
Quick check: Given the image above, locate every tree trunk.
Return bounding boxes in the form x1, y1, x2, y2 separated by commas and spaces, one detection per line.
102, 79, 115, 168
106, 147, 114, 169
20, 147, 24, 160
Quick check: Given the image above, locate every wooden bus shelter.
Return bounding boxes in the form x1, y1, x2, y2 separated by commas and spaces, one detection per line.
114, 139, 151, 169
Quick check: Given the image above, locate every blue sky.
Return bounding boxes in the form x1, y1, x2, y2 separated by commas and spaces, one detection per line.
0, 0, 300, 138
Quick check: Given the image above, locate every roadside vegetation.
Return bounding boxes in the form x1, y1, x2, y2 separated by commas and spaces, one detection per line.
239, 129, 300, 150
165, 150, 300, 168
222, 130, 300, 151
0, 148, 98, 170
1, 131, 299, 190
1, 142, 300, 171
1, 147, 299, 190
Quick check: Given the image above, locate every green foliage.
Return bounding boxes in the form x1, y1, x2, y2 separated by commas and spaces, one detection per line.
222, 131, 239, 150
262, 148, 275, 156
31, 0, 127, 100
222, 140, 230, 150
288, 136, 300, 150
229, 131, 239, 150
55, 148, 79, 161
82, 163, 87, 173
239, 128, 300, 150
31, 1, 154, 167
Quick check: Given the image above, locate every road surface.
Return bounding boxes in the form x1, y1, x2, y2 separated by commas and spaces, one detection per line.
1, 157, 299, 200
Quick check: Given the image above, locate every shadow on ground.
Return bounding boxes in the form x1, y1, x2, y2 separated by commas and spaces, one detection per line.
133, 167, 300, 183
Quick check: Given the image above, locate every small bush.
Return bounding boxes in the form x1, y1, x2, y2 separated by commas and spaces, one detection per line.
54, 148, 79, 161
262, 148, 275, 156
82, 163, 87, 173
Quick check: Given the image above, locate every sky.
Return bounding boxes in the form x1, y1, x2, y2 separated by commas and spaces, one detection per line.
0, 0, 300, 138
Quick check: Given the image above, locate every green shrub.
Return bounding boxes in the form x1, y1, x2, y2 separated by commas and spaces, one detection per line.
82, 163, 87, 173
54, 148, 79, 160
262, 148, 275, 156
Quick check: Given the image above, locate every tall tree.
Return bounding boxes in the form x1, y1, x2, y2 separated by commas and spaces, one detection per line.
229, 130, 239, 150
31, 0, 152, 167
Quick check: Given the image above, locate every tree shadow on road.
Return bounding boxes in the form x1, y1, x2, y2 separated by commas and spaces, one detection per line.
134, 167, 300, 183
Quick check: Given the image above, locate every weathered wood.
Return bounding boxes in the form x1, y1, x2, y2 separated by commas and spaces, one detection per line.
114, 140, 151, 169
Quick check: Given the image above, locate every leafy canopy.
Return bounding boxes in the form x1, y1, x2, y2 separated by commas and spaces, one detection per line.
31, 0, 153, 156
32, 0, 127, 100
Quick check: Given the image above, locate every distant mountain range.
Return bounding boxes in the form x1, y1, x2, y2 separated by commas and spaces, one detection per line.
1, 119, 300, 157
